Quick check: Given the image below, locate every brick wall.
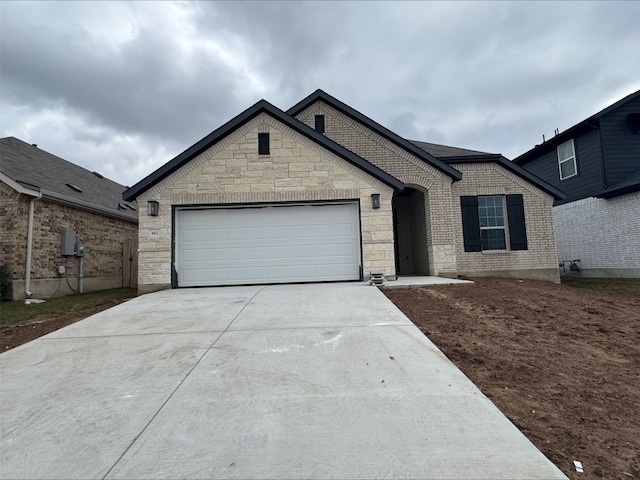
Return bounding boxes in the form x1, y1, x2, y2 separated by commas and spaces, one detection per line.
553, 191, 640, 277
0, 182, 138, 298
137, 113, 396, 292
451, 163, 560, 282
0, 185, 28, 281
294, 101, 458, 275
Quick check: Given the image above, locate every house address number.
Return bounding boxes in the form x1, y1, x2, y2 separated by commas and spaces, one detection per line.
149, 229, 161, 238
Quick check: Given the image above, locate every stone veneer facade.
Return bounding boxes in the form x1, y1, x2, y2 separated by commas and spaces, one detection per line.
137, 113, 396, 293
0, 182, 138, 299
133, 98, 563, 291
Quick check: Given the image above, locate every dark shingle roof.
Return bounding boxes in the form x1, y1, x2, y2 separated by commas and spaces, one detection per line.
409, 140, 495, 158
411, 140, 564, 200
0, 137, 137, 221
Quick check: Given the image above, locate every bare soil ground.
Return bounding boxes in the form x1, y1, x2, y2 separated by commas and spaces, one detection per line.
0, 301, 130, 352
384, 277, 640, 480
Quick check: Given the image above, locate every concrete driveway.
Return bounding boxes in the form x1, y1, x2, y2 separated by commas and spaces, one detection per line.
0, 283, 566, 479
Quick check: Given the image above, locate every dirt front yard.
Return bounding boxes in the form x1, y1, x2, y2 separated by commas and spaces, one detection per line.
0, 289, 135, 352
384, 277, 639, 480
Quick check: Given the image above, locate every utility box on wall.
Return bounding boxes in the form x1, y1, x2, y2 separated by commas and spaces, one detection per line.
61, 229, 76, 256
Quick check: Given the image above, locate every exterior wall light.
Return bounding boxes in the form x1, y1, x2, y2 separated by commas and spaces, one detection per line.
371, 193, 381, 209
147, 200, 159, 216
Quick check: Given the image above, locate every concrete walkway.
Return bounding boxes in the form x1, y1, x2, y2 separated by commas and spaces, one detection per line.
382, 275, 474, 288
0, 283, 566, 479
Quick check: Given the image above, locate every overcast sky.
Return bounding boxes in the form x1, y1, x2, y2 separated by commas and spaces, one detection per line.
2, 1, 639, 187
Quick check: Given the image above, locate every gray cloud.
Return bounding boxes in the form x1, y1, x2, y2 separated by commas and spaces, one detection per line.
1, 1, 639, 186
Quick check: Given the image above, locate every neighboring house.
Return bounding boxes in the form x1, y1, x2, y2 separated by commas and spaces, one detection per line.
0, 137, 139, 299
123, 90, 563, 294
513, 89, 640, 277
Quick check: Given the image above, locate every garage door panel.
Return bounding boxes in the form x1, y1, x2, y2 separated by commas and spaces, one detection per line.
225, 246, 269, 261
176, 203, 361, 287
180, 267, 224, 284
181, 229, 224, 243
314, 244, 357, 257
268, 245, 310, 259
270, 226, 312, 238
224, 266, 270, 282
225, 227, 268, 241
313, 264, 358, 276
181, 249, 224, 263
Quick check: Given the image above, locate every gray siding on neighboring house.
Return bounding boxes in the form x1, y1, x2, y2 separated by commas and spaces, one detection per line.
515, 92, 640, 205
599, 95, 640, 187
521, 128, 603, 205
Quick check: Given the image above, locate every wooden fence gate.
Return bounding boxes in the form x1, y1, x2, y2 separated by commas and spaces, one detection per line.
122, 239, 138, 288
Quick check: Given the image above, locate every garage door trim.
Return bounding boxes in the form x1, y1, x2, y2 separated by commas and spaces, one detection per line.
171, 200, 363, 288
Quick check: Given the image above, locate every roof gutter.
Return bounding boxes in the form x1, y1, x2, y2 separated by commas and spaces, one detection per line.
1, 172, 137, 222
39, 189, 137, 223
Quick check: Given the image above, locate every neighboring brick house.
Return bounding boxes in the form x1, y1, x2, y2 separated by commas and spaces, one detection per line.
123, 90, 563, 294
513, 89, 640, 277
0, 137, 138, 299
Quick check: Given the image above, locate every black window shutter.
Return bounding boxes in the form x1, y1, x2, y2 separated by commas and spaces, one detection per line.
506, 194, 528, 250
460, 196, 481, 252
315, 115, 325, 133
258, 133, 270, 155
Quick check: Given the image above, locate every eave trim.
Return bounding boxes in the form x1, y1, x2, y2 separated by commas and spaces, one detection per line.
123, 100, 404, 201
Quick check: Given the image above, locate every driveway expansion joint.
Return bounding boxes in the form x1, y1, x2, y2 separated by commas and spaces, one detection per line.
101, 286, 266, 479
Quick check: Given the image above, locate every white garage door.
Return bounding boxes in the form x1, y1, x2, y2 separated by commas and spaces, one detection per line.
175, 203, 361, 287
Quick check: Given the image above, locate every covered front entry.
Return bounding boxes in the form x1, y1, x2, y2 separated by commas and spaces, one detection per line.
393, 187, 430, 275
174, 202, 362, 287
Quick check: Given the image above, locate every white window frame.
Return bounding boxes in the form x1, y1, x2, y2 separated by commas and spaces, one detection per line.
557, 139, 577, 180
478, 196, 507, 251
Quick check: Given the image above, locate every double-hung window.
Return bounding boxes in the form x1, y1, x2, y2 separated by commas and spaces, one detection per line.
478, 196, 506, 250
460, 194, 528, 252
557, 139, 577, 180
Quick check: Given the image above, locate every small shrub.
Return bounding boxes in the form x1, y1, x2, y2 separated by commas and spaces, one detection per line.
0, 263, 12, 301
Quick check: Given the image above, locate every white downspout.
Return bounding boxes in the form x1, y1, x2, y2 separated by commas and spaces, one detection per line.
25, 193, 42, 297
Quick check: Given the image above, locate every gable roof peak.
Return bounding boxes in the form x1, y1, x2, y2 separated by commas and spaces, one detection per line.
287, 90, 463, 182
123, 95, 404, 201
